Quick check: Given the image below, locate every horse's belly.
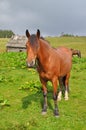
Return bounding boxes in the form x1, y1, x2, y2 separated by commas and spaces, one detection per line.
60, 65, 72, 76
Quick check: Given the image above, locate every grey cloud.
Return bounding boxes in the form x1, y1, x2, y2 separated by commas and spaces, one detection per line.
0, 0, 86, 36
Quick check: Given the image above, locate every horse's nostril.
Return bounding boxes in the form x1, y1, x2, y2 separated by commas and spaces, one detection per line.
27, 60, 35, 68
30, 61, 34, 66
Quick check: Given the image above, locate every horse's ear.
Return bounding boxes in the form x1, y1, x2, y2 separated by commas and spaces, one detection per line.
37, 29, 40, 39
26, 29, 30, 38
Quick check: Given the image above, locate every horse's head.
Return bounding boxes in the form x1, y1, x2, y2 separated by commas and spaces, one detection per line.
26, 29, 40, 68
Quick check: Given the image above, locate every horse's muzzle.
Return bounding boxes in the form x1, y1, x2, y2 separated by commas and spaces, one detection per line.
26, 60, 36, 68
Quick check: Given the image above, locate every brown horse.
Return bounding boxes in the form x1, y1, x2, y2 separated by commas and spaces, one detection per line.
56, 48, 81, 101
70, 48, 81, 58
55, 47, 71, 101
26, 29, 72, 116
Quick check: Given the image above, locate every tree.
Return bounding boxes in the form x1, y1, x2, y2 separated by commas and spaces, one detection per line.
0, 30, 15, 38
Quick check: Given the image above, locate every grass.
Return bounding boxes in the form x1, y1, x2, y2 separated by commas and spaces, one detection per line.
0, 38, 9, 52
0, 37, 86, 130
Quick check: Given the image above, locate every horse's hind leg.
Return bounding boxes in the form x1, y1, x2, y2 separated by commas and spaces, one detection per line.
58, 77, 63, 101
64, 73, 70, 100
40, 78, 47, 115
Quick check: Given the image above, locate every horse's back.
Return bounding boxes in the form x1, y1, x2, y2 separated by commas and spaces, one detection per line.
56, 47, 72, 60
56, 47, 72, 55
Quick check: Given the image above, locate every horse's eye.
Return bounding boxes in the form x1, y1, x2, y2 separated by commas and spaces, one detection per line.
26, 43, 28, 48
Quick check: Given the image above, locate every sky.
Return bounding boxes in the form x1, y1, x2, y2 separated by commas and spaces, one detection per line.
0, 0, 86, 36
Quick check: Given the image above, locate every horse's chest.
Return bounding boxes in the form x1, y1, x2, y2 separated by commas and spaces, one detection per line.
39, 70, 52, 80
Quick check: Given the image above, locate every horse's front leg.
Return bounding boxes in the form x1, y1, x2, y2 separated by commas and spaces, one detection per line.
52, 77, 59, 117
40, 78, 47, 115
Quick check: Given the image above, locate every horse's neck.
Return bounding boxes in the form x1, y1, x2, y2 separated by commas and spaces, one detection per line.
37, 40, 51, 69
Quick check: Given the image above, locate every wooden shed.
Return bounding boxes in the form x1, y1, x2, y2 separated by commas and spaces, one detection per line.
6, 35, 27, 52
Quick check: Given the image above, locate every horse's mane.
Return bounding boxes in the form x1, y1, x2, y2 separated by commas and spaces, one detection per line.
40, 36, 45, 40
40, 36, 50, 43
40, 36, 52, 50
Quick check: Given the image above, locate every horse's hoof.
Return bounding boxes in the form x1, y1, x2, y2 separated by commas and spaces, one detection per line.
55, 114, 59, 118
54, 113, 59, 117
42, 111, 47, 115
54, 110, 59, 117
42, 109, 47, 115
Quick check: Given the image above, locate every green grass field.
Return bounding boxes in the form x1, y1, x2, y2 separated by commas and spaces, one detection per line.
0, 37, 86, 130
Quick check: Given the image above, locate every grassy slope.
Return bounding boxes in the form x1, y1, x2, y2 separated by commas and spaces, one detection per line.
0, 37, 86, 130
0, 38, 9, 52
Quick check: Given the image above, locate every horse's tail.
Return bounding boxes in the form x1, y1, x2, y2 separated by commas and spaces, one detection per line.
78, 50, 81, 58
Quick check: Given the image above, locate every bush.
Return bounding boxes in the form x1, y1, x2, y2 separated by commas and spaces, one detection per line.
0, 30, 14, 38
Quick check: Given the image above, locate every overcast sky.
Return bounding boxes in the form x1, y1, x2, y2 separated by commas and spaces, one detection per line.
0, 0, 86, 36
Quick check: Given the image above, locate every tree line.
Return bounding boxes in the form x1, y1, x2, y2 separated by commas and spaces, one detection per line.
0, 30, 15, 38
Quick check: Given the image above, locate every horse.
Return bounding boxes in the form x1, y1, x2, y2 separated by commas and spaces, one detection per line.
25, 29, 72, 116
55, 47, 71, 101
55, 48, 81, 101
70, 48, 81, 58
39, 38, 71, 101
